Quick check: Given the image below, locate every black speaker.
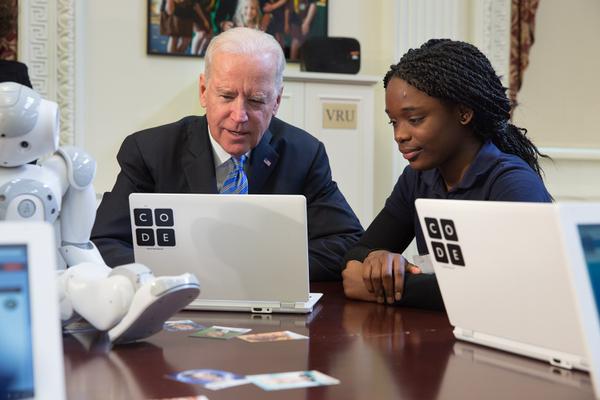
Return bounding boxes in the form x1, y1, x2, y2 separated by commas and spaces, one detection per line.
300, 37, 360, 74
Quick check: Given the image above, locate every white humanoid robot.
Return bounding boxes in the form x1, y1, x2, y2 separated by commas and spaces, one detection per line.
0, 82, 200, 344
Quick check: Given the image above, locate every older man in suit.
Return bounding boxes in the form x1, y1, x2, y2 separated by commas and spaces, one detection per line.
91, 27, 363, 281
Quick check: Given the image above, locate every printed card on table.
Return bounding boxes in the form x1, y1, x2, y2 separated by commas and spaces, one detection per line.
163, 320, 205, 332
247, 370, 340, 391
189, 325, 251, 340
167, 369, 249, 391
237, 330, 309, 343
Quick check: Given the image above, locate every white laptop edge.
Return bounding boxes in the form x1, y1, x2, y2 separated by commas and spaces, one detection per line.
1, 222, 66, 400
453, 327, 585, 370
188, 292, 323, 314
557, 203, 600, 398
414, 199, 588, 371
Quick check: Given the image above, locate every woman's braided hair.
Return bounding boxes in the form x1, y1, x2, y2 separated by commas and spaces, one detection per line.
384, 38, 548, 177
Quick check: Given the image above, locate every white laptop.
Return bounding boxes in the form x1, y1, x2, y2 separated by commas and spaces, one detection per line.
558, 203, 600, 398
129, 193, 322, 313
0, 222, 65, 400
415, 199, 588, 371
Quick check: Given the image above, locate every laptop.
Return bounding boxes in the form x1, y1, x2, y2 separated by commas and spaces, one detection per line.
414, 199, 588, 370
558, 203, 600, 398
129, 193, 322, 313
0, 222, 65, 400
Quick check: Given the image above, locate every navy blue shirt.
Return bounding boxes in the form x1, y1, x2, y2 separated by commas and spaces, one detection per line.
345, 141, 552, 310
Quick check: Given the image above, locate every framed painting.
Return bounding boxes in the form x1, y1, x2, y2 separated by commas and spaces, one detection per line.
0, 0, 18, 60
147, 0, 328, 61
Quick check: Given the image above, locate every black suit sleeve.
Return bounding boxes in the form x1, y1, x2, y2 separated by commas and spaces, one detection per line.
304, 142, 364, 281
91, 134, 154, 266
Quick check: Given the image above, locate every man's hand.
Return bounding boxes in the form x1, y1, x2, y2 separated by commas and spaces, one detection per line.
362, 250, 421, 304
342, 261, 377, 302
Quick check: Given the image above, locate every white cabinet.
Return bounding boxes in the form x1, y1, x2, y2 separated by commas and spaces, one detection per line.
279, 71, 379, 226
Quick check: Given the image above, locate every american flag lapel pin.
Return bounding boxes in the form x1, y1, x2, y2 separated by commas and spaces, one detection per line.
263, 158, 272, 167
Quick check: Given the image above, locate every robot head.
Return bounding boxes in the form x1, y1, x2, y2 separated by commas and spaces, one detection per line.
0, 82, 59, 167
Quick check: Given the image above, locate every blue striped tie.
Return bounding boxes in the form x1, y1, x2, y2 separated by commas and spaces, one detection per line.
220, 155, 248, 194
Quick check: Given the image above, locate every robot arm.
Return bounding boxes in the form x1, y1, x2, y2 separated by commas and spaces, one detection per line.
42, 146, 105, 265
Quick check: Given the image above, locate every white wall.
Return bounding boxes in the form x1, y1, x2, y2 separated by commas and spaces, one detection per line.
512, 0, 600, 149
82, 1, 205, 193
512, 0, 600, 201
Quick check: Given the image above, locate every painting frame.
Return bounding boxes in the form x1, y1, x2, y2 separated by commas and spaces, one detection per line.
147, 0, 328, 62
0, 0, 18, 60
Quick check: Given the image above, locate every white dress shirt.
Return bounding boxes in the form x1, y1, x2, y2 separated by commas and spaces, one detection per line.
207, 128, 250, 192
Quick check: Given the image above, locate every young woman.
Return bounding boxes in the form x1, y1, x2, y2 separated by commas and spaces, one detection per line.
343, 39, 552, 310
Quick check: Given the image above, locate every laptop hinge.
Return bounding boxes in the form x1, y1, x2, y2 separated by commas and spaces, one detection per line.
281, 302, 296, 309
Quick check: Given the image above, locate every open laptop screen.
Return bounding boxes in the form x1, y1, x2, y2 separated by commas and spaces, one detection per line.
577, 224, 600, 318
0, 244, 34, 399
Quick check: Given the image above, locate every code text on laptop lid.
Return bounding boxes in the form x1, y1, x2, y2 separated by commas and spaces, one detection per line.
415, 199, 587, 370
129, 193, 321, 313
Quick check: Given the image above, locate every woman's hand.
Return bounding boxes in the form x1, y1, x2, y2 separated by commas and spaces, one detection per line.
362, 250, 421, 304
342, 261, 378, 302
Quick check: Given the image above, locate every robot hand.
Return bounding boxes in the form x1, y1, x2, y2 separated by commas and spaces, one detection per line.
107, 265, 200, 344
1, 81, 201, 344
59, 263, 200, 344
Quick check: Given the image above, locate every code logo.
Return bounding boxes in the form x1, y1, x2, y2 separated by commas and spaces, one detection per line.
133, 208, 176, 247
423, 217, 464, 267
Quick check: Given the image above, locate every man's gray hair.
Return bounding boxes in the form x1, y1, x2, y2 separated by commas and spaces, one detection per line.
204, 27, 285, 91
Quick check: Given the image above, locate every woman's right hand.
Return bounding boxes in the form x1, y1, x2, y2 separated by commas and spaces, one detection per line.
362, 250, 421, 304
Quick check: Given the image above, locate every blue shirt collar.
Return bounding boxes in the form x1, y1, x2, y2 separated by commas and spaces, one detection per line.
421, 141, 501, 193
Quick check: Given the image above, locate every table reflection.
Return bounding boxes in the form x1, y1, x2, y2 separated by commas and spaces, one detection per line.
436, 342, 593, 400
64, 331, 189, 399
307, 288, 455, 400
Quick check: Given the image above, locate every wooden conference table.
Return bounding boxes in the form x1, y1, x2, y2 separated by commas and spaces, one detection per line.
63, 282, 595, 400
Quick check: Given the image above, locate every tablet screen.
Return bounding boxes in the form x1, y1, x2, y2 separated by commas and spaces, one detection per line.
0, 245, 34, 400
577, 224, 600, 318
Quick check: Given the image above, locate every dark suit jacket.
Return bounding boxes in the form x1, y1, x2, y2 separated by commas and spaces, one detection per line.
91, 116, 363, 281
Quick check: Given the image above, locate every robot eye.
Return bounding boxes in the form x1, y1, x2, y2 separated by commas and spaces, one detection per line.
20, 141, 29, 149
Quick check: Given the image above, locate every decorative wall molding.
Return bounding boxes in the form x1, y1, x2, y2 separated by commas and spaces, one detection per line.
19, 0, 55, 97
539, 147, 600, 161
18, 0, 77, 146
56, 0, 76, 146
472, 0, 512, 86
394, 0, 467, 63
